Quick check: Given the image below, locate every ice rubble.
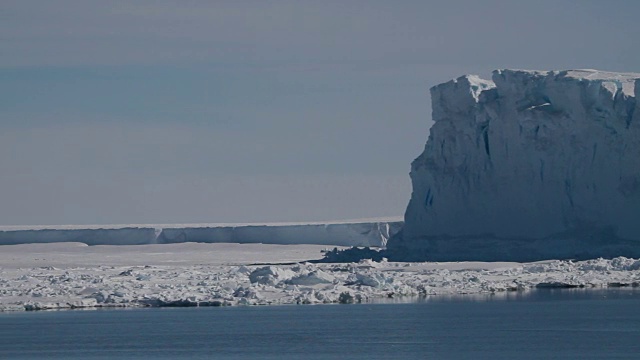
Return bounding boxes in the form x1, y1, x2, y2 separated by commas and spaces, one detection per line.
0, 219, 402, 247
2, 256, 640, 311
389, 69, 640, 261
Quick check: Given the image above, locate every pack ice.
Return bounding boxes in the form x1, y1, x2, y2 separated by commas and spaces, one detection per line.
3, 242, 640, 311
389, 69, 640, 262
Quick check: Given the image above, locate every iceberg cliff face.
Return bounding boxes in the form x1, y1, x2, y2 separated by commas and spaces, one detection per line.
389, 69, 640, 261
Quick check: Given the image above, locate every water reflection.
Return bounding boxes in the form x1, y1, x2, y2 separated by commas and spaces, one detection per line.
369, 287, 640, 304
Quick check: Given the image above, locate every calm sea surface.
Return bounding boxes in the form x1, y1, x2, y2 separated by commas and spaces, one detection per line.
1, 289, 640, 359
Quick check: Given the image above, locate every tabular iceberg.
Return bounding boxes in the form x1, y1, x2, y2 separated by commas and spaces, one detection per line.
388, 69, 640, 261
0, 219, 402, 248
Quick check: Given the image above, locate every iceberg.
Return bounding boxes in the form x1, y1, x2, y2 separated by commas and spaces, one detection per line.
389, 69, 640, 261
0, 218, 402, 248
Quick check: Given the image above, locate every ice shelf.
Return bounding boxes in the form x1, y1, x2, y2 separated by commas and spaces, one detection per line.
0, 218, 403, 248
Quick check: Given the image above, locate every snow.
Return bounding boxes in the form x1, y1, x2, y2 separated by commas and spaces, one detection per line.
0, 218, 403, 247
1, 242, 639, 311
390, 69, 640, 261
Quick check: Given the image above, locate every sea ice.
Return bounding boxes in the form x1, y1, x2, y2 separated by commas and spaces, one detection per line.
1, 243, 639, 311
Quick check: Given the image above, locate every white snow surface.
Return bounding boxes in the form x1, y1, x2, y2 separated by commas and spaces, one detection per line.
0, 218, 402, 248
1, 242, 640, 311
391, 69, 640, 261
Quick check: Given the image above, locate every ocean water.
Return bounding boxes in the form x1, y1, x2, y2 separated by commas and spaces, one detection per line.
1, 289, 639, 359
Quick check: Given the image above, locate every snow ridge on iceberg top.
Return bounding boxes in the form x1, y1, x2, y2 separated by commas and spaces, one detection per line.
495, 69, 640, 97
434, 69, 640, 101
497, 68, 640, 81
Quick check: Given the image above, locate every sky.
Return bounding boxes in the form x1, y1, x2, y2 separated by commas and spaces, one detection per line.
2, 0, 639, 225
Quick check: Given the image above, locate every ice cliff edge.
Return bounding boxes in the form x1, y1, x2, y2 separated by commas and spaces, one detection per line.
388, 69, 640, 261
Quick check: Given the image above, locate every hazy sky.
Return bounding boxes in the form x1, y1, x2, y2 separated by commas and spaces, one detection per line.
2, 1, 639, 225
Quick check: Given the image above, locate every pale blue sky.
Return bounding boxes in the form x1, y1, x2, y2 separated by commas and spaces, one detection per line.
2, 0, 639, 225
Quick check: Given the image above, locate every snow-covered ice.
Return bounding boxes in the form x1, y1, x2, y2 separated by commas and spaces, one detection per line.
391, 69, 640, 261
1, 242, 639, 311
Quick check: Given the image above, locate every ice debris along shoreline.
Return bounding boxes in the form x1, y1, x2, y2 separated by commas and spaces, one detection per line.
0, 218, 402, 247
3, 256, 640, 312
392, 69, 640, 261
